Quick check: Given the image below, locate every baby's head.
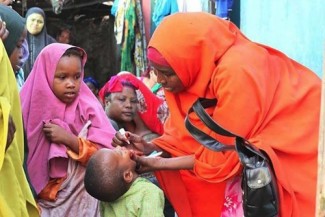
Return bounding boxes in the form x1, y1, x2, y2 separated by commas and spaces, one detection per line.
84, 147, 138, 202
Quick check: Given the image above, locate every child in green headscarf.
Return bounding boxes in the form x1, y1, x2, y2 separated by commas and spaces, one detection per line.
0, 4, 28, 90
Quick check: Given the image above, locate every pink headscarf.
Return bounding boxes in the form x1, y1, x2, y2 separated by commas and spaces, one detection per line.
20, 43, 116, 194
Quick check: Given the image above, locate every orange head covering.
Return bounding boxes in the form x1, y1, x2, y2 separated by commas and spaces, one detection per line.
149, 12, 237, 96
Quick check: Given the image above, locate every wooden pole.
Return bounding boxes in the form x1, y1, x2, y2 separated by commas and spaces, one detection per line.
316, 50, 325, 217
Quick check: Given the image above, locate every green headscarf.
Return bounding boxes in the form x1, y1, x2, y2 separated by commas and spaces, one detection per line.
0, 5, 25, 56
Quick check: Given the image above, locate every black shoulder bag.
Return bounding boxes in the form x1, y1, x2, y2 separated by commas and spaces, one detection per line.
185, 98, 279, 217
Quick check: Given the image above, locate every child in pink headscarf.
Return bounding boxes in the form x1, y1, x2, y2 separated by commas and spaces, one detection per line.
20, 43, 116, 217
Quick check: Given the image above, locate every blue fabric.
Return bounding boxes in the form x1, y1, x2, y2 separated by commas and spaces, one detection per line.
111, 0, 119, 16
84, 76, 100, 89
152, 0, 178, 27
216, 0, 233, 18
15, 68, 25, 92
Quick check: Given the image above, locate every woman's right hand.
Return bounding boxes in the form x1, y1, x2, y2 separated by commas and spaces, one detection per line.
112, 130, 156, 155
112, 130, 145, 153
134, 154, 195, 173
132, 155, 165, 174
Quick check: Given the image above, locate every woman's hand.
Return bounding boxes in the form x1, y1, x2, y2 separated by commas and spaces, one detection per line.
133, 154, 195, 174
112, 130, 156, 155
132, 155, 165, 174
111, 130, 140, 147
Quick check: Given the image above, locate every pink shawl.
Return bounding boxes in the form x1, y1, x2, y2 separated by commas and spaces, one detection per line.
20, 43, 116, 194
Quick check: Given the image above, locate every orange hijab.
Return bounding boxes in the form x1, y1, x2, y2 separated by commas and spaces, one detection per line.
149, 12, 320, 217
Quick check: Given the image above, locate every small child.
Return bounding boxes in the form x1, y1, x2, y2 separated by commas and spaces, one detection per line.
84, 147, 165, 217
0, 4, 28, 90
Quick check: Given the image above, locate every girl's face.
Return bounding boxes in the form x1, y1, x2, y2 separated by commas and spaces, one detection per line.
26, 13, 44, 35
105, 86, 138, 123
52, 55, 82, 104
9, 28, 26, 72
150, 61, 185, 93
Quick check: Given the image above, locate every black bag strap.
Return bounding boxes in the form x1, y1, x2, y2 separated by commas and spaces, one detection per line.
187, 101, 278, 217
191, 98, 237, 137
185, 98, 235, 151
186, 98, 269, 161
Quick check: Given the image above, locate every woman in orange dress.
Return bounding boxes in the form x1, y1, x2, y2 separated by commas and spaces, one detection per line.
113, 12, 321, 217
